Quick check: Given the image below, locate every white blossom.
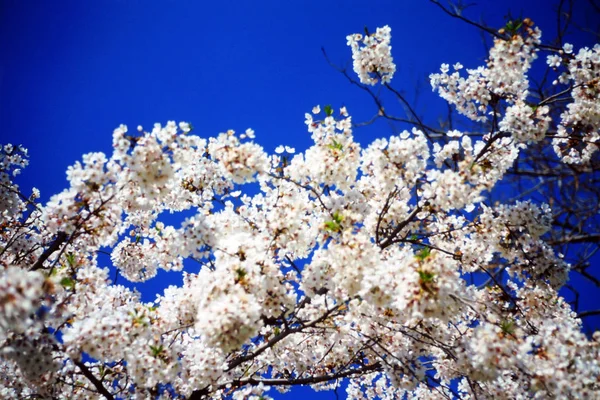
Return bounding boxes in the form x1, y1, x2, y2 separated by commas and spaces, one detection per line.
347, 25, 396, 85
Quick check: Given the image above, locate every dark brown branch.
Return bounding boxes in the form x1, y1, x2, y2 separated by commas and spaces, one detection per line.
30, 231, 69, 271
574, 266, 600, 287
0, 182, 43, 211
473, 130, 511, 164
547, 233, 600, 245
237, 362, 381, 386
379, 206, 422, 249
188, 363, 381, 400
188, 301, 353, 399
429, 0, 505, 39
226, 299, 345, 372
73, 360, 115, 400
383, 82, 440, 143
578, 309, 600, 318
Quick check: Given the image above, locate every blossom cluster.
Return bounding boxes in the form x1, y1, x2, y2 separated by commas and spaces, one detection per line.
347, 25, 396, 85
0, 267, 45, 337
549, 43, 600, 163
0, 144, 38, 227
430, 20, 541, 123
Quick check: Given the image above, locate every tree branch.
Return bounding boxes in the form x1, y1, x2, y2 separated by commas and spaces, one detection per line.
547, 233, 600, 245
73, 360, 115, 400
379, 206, 422, 249
30, 231, 69, 271
578, 309, 600, 318
237, 362, 381, 386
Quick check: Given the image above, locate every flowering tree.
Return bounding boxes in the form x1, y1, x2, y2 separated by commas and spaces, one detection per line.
1, 3, 600, 400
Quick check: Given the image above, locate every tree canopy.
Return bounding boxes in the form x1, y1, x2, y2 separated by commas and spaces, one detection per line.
1, 1, 600, 399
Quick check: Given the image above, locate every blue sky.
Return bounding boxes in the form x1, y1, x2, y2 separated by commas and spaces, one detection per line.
1, 0, 598, 397
2, 0, 596, 201
6, 0, 594, 192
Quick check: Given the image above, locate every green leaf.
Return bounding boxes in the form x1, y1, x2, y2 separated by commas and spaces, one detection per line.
132, 312, 148, 327
324, 212, 344, 232
327, 140, 343, 151
66, 252, 76, 267
418, 270, 435, 283
235, 267, 247, 281
501, 320, 516, 335
504, 19, 523, 34
415, 247, 431, 261
85, 181, 100, 191
60, 277, 75, 289
324, 104, 334, 116
150, 344, 164, 358
332, 211, 344, 224
324, 220, 341, 232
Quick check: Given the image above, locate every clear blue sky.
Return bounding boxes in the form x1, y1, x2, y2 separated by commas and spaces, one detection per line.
1, 1, 598, 398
